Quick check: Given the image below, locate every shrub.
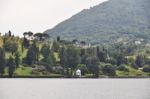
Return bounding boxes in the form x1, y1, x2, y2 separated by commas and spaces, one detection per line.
144, 58, 150, 65
102, 64, 116, 76
143, 66, 150, 72
4, 41, 18, 54
107, 58, 117, 65
117, 64, 129, 72
131, 62, 138, 69
135, 55, 145, 67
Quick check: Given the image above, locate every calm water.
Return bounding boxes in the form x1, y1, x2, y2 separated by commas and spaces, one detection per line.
0, 79, 149, 99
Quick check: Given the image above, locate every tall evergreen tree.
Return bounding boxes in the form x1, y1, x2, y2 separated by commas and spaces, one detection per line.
57, 36, 60, 42
44, 54, 54, 71
41, 44, 51, 60
85, 56, 100, 77
114, 52, 125, 66
135, 55, 145, 67
15, 52, 20, 68
60, 46, 67, 67
0, 48, 5, 75
25, 41, 38, 65
8, 56, 16, 77
23, 37, 30, 48
65, 45, 81, 76
41, 44, 55, 71
4, 41, 18, 55
96, 46, 107, 62
52, 41, 60, 52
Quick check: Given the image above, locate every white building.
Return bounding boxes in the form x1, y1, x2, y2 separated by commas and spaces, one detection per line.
135, 41, 141, 45
75, 69, 81, 77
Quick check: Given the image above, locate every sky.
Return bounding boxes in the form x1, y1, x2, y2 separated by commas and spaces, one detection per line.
0, 0, 108, 36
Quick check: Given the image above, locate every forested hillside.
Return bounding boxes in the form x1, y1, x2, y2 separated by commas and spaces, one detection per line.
45, 0, 150, 44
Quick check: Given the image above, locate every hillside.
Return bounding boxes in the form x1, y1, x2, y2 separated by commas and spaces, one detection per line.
44, 0, 150, 44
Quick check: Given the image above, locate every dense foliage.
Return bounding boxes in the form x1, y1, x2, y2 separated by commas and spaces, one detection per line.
0, 32, 150, 78
44, 0, 150, 44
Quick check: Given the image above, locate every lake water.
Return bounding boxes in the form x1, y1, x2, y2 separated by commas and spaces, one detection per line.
0, 79, 149, 99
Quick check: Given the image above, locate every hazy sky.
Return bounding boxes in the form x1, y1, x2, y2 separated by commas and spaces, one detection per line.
0, 0, 108, 36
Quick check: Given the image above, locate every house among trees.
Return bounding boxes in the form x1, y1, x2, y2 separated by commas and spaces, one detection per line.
72, 40, 91, 49
75, 69, 81, 77
135, 41, 141, 45
134, 38, 144, 45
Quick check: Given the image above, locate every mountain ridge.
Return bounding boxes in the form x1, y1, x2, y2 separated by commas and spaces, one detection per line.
44, 0, 150, 44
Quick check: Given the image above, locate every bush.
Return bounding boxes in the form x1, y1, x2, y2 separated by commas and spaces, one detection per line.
117, 64, 129, 72
144, 58, 150, 65
107, 58, 117, 65
143, 66, 150, 72
127, 57, 134, 63
102, 64, 116, 76
4, 41, 18, 54
135, 55, 145, 67
131, 62, 138, 69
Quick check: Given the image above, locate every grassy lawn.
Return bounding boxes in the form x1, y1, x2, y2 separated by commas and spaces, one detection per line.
14, 66, 32, 76
54, 52, 60, 62
3, 65, 32, 76
116, 65, 150, 77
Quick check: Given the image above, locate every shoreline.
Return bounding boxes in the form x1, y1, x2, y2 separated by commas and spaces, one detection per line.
0, 76, 150, 79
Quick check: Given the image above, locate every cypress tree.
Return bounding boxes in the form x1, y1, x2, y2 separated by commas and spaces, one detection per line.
25, 41, 38, 65
0, 48, 6, 75
15, 52, 20, 68
8, 56, 16, 77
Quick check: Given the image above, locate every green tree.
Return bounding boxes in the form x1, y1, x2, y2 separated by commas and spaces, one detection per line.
34, 33, 43, 41
86, 47, 96, 56
81, 54, 89, 64
135, 55, 145, 67
0, 48, 5, 75
85, 56, 100, 77
115, 53, 125, 66
52, 41, 60, 52
142, 66, 150, 72
102, 64, 116, 76
8, 30, 12, 37
96, 46, 107, 62
27, 31, 33, 39
8, 56, 16, 77
41, 44, 51, 60
107, 58, 117, 65
65, 45, 81, 76
80, 48, 86, 57
44, 54, 54, 71
23, 37, 30, 48
59, 46, 67, 67
15, 52, 20, 68
3, 41, 18, 55
25, 42, 38, 65
131, 62, 138, 69
57, 36, 60, 42
117, 64, 129, 72
41, 45, 55, 71
127, 57, 135, 64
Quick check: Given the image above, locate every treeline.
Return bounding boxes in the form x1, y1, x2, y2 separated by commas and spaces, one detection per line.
0, 31, 150, 77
